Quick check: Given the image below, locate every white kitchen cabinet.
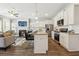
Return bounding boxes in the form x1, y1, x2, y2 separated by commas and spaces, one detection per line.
63, 7, 68, 25
64, 4, 79, 25
54, 4, 79, 26
53, 10, 64, 27
60, 33, 79, 51
58, 10, 64, 20
60, 33, 69, 49
34, 32, 48, 53
57, 10, 64, 21
67, 4, 74, 25
69, 35, 79, 51
53, 15, 59, 27
64, 4, 74, 25
74, 5, 79, 25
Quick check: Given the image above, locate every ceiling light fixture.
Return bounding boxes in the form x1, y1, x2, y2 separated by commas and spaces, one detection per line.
45, 13, 48, 16
35, 3, 38, 20
8, 8, 19, 17
35, 16, 38, 20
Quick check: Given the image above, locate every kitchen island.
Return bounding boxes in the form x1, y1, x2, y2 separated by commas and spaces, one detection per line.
34, 32, 48, 53
60, 32, 79, 51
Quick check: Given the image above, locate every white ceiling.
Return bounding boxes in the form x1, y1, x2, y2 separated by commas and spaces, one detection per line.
0, 3, 68, 20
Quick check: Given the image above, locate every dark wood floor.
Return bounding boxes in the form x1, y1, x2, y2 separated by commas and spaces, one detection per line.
0, 37, 79, 56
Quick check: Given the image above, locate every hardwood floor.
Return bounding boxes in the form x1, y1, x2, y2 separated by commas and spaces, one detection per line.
48, 37, 79, 56
0, 37, 79, 56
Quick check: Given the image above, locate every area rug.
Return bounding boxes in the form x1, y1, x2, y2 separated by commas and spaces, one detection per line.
13, 37, 34, 49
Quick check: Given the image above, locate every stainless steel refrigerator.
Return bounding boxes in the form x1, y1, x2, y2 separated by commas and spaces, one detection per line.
45, 24, 53, 37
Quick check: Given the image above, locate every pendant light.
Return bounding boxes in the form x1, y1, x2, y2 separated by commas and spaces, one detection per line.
35, 3, 38, 20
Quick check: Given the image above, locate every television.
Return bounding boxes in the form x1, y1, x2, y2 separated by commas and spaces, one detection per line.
18, 21, 27, 27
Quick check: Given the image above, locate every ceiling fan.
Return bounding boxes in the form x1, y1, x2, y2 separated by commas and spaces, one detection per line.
8, 8, 19, 17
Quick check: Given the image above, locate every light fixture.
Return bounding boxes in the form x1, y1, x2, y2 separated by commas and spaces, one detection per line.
8, 8, 19, 17
35, 3, 38, 20
35, 16, 38, 20
36, 20, 39, 23
45, 13, 48, 16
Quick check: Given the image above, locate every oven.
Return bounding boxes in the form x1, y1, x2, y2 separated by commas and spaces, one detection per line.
54, 32, 60, 42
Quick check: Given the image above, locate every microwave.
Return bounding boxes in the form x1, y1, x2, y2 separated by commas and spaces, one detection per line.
57, 19, 64, 26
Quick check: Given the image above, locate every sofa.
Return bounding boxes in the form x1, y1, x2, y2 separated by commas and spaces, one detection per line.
0, 31, 15, 48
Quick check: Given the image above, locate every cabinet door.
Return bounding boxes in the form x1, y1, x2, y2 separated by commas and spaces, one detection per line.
64, 8, 68, 25
34, 37, 45, 53
54, 15, 59, 27
60, 33, 69, 49
67, 5, 74, 25
69, 35, 79, 51
41, 35, 48, 51
60, 33, 65, 46
34, 35, 48, 53
64, 4, 74, 25
63, 33, 69, 49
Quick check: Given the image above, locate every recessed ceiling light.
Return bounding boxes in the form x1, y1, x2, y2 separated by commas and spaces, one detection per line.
45, 13, 48, 16
36, 21, 39, 23
35, 16, 38, 20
